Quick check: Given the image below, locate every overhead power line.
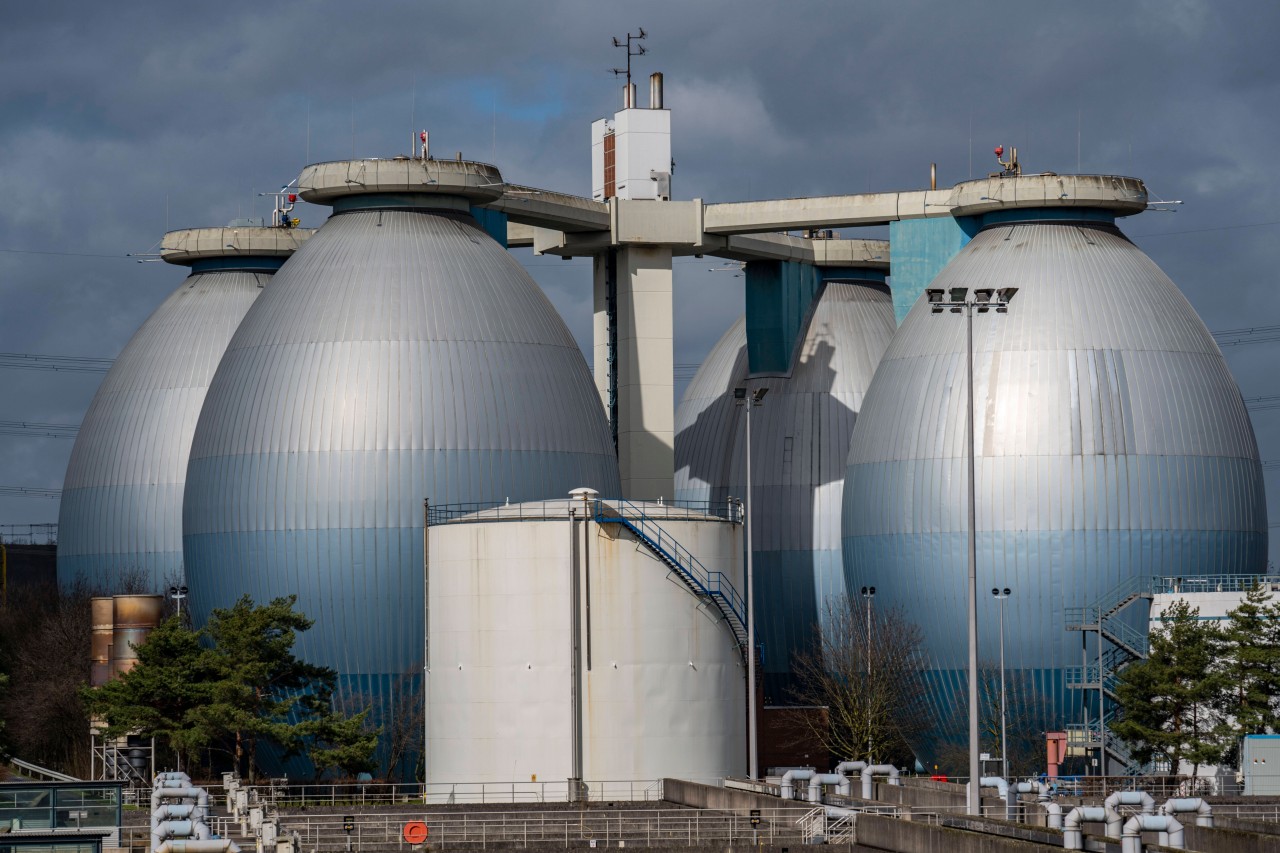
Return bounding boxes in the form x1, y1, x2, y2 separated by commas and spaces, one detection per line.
1245, 395, 1280, 413
0, 420, 79, 439
0, 486, 61, 499
1213, 324, 1280, 348
0, 352, 113, 374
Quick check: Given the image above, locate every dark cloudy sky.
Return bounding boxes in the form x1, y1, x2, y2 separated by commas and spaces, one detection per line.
2, 0, 1278, 561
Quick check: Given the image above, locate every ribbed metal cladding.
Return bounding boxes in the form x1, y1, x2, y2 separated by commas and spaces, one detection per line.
58, 269, 270, 593
675, 281, 896, 700
841, 219, 1267, 757
183, 206, 620, 772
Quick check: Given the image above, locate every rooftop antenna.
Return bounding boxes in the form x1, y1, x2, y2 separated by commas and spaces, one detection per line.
993, 145, 1021, 177
258, 178, 300, 228
610, 28, 647, 106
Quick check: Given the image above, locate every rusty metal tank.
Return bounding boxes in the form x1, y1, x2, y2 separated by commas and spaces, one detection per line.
110, 594, 164, 676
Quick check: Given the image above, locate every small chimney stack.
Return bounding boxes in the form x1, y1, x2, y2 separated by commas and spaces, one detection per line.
649, 72, 664, 109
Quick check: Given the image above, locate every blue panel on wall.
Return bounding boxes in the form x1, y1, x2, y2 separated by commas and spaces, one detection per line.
887, 217, 979, 324
744, 260, 823, 375
469, 206, 509, 248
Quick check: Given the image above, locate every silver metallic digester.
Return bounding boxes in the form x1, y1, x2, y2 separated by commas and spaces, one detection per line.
58, 227, 310, 594
181, 159, 621, 774
675, 256, 895, 700
840, 175, 1268, 758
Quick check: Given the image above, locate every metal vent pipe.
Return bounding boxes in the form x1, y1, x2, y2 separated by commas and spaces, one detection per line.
649, 73, 663, 109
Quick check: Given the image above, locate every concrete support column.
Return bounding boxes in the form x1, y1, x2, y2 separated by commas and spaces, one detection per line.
594, 246, 674, 500
592, 254, 615, 420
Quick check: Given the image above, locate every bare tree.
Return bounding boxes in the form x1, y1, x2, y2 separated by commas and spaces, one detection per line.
785, 597, 930, 769
383, 669, 424, 781
0, 579, 93, 776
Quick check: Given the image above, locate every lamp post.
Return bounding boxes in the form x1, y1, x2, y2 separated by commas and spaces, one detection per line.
924, 285, 1017, 814
735, 385, 768, 779
168, 584, 188, 618
992, 587, 1011, 781
861, 585, 876, 761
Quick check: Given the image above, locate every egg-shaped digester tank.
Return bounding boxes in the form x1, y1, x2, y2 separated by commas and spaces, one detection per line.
675, 257, 895, 701
58, 227, 309, 594
426, 498, 746, 794
182, 160, 621, 772
841, 175, 1267, 759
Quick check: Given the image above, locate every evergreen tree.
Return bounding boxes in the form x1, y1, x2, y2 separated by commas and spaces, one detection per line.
81, 616, 220, 770
1221, 583, 1280, 737
302, 693, 380, 778
86, 594, 380, 780
1111, 600, 1230, 773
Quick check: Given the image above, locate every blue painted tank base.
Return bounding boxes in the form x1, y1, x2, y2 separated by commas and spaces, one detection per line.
58, 482, 188, 593
754, 547, 845, 703
842, 526, 1265, 760
910, 667, 1064, 771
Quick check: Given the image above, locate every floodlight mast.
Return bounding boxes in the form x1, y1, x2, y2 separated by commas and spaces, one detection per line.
923, 286, 1017, 814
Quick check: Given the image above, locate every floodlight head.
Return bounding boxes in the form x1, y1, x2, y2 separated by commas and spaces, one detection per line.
926, 288, 945, 304
950, 305, 962, 314
997, 287, 1019, 303
752, 387, 769, 403
949, 287, 969, 303
974, 289, 994, 303
992, 588, 999, 596
733, 387, 747, 400
1003, 588, 1011, 596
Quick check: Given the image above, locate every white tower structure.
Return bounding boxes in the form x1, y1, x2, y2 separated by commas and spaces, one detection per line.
591, 73, 671, 202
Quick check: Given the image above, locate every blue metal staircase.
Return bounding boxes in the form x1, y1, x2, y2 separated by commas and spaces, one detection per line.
593, 499, 752, 662
1064, 575, 1160, 774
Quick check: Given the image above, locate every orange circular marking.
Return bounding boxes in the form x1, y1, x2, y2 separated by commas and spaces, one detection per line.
403, 821, 429, 845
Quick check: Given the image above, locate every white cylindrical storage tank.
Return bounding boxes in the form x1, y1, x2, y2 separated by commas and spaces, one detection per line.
426, 498, 746, 797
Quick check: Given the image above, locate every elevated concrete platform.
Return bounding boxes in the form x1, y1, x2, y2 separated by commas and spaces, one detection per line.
160, 227, 313, 265
947, 174, 1148, 218
297, 158, 505, 206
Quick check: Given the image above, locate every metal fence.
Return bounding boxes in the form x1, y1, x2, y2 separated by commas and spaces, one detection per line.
271, 807, 811, 850
226, 779, 676, 808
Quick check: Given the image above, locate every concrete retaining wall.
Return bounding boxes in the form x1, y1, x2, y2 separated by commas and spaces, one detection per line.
855, 813, 1062, 852
1183, 824, 1280, 853
661, 779, 810, 818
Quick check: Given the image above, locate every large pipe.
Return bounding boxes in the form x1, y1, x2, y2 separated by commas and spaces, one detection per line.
1013, 780, 1051, 802
780, 768, 815, 800
1063, 806, 1107, 850
155, 772, 191, 783
1121, 814, 1184, 853
1161, 797, 1212, 827
806, 773, 846, 803
152, 819, 212, 850
980, 777, 1012, 821
152, 787, 209, 813
152, 805, 201, 828
832, 762, 866, 797
1104, 790, 1155, 836
860, 765, 900, 800
153, 842, 241, 853
649, 72, 663, 109
1039, 802, 1063, 829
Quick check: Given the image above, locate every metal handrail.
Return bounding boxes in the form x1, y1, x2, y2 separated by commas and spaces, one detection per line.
1154, 573, 1280, 596
6, 757, 81, 782
429, 498, 741, 526
593, 499, 749, 651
